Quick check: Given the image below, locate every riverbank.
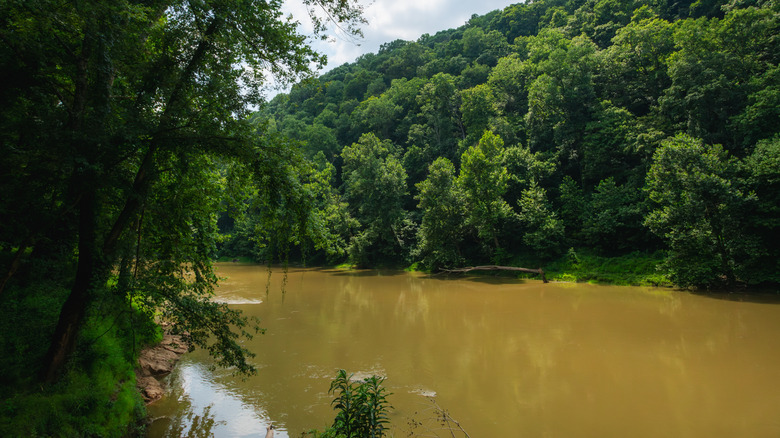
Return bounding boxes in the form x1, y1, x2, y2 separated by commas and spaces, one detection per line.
215, 251, 780, 292
0, 256, 168, 437
136, 328, 189, 405
417, 249, 671, 287
532, 249, 672, 286
220, 250, 672, 287
0, 305, 154, 436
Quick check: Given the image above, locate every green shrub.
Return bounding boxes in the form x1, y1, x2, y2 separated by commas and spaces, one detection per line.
0, 283, 157, 437
307, 370, 393, 438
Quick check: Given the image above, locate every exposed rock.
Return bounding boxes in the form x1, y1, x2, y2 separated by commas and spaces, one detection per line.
136, 332, 189, 404
136, 375, 165, 402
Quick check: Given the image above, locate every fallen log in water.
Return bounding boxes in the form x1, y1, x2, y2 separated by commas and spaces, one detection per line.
439, 265, 547, 283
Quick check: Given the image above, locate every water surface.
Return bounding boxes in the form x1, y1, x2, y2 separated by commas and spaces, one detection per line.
147, 264, 780, 437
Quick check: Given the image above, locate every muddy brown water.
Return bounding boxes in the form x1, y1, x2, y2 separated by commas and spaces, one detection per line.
146, 264, 780, 437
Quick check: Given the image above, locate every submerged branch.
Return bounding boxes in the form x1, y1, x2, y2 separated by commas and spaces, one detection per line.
439, 265, 547, 283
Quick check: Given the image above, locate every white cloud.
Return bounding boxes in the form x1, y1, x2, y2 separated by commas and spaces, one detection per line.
268, 0, 519, 96
322, 0, 518, 68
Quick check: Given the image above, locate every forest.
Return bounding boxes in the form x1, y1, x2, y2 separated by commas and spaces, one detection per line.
232, 0, 780, 290
0, 0, 778, 435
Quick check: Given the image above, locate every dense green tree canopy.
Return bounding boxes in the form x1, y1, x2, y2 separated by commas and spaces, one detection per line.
257, 0, 780, 288
0, 0, 366, 382
645, 134, 755, 286
341, 133, 408, 265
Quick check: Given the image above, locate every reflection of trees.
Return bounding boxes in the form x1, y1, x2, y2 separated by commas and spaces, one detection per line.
399, 397, 472, 437
163, 405, 220, 438
147, 364, 223, 438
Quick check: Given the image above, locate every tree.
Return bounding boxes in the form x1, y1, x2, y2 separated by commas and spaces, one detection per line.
496, 2, 544, 41
583, 177, 645, 253
741, 136, 780, 284
557, 176, 586, 243
379, 41, 432, 81
460, 84, 498, 147
414, 73, 465, 163
597, 11, 674, 117
581, 101, 655, 189
352, 95, 401, 140
487, 54, 532, 130
341, 133, 408, 266
415, 158, 467, 269
525, 31, 597, 177
645, 134, 755, 287
502, 143, 556, 209
660, 4, 779, 152
458, 132, 514, 253
301, 123, 341, 160
516, 182, 565, 259
0, 0, 365, 382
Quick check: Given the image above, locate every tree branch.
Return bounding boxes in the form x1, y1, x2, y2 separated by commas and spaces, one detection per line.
439, 265, 547, 282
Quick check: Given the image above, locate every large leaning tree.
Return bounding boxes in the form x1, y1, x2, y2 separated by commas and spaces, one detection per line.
0, 0, 365, 382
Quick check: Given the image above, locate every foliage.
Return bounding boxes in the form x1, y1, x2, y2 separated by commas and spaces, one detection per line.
0, 270, 158, 436
458, 131, 514, 253
645, 134, 756, 287
341, 133, 408, 266
0, 0, 367, 376
517, 182, 565, 259
250, 0, 780, 288
741, 136, 780, 283
307, 370, 393, 438
583, 177, 646, 253
0, 0, 366, 432
415, 158, 467, 269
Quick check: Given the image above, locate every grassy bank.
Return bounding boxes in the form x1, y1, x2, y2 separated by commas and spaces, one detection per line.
0, 261, 160, 437
541, 249, 672, 287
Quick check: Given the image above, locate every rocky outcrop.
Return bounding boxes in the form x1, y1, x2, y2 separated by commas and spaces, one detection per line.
135, 332, 189, 404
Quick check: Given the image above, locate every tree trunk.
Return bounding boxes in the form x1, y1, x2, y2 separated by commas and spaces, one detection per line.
40, 13, 225, 383
0, 242, 29, 296
41, 192, 98, 383
440, 265, 548, 283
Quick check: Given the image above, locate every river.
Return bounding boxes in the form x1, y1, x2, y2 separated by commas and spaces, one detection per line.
146, 264, 780, 437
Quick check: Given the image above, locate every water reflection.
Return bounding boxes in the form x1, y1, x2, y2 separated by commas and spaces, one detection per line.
147, 359, 276, 437
147, 265, 780, 438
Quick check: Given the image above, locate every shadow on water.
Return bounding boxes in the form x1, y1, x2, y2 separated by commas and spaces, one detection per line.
303, 267, 408, 278
217, 263, 408, 278
688, 289, 780, 305
422, 272, 534, 285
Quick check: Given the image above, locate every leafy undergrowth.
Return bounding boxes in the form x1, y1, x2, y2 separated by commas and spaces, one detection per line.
0, 266, 160, 437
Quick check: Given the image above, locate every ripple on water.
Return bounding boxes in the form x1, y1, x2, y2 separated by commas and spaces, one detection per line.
409, 387, 437, 398
212, 297, 264, 305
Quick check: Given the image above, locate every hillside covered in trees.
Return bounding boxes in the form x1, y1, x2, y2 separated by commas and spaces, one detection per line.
225, 0, 780, 289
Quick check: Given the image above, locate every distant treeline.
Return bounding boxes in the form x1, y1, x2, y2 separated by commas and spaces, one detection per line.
221, 0, 780, 288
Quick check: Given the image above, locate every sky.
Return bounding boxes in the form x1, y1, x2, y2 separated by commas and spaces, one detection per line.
270, 0, 520, 94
